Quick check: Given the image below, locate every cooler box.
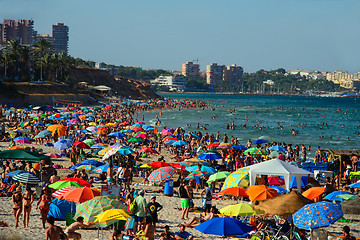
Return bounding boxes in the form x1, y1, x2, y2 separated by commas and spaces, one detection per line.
164, 179, 173, 196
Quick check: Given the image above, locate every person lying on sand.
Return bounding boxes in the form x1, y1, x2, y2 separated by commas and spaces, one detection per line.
181, 206, 218, 228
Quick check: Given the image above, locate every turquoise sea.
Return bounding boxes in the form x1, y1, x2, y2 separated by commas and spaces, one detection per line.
140, 93, 360, 157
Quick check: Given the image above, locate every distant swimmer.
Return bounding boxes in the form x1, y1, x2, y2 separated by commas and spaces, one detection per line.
346, 137, 350, 141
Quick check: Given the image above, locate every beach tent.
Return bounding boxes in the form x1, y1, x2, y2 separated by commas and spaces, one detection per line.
0, 149, 50, 162
248, 158, 312, 192
48, 198, 76, 221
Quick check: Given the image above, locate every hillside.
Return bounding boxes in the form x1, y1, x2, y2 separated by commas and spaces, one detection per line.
68, 67, 160, 99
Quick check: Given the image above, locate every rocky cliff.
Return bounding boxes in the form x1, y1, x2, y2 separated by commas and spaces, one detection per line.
68, 67, 160, 99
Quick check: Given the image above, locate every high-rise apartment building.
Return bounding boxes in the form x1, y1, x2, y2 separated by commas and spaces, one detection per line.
206, 63, 226, 85
182, 61, 200, 79
52, 23, 69, 53
223, 65, 243, 86
0, 19, 35, 45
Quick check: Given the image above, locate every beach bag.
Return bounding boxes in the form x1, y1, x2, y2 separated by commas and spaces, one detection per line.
129, 197, 137, 214
206, 188, 212, 201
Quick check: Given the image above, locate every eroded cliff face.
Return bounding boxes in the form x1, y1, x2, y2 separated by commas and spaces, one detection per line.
69, 67, 160, 99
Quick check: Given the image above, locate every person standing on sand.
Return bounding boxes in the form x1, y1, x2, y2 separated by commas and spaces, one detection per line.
200, 183, 213, 215
22, 186, 34, 228
45, 216, 68, 240
12, 186, 22, 228
147, 196, 163, 228
134, 189, 147, 233
37, 187, 52, 229
107, 161, 114, 185
179, 182, 190, 220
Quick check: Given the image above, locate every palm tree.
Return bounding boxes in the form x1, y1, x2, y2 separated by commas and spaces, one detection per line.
33, 39, 52, 81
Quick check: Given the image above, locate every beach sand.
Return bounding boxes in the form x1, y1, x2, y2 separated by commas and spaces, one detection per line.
0, 142, 359, 240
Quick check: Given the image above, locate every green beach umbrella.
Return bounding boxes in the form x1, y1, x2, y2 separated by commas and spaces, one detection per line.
244, 147, 263, 155
337, 194, 359, 201
83, 139, 95, 147
127, 137, 144, 143
49, 180, 83, 190
207, 171, 231, 183
75, 195, 127, 227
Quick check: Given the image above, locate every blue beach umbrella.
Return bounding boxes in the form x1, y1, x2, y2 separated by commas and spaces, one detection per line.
231, 145, 248, 150
349, 182, 360, 188
69, 159, 104, 171
185, 165, 217, 175
93, 164, 119, 173
48, 198, 76, 221
54, 139, 73, 150
6, 170, 27, 177
268, 146, 287, 152
293, 202, 343, 230
269, 186, 289, 194
118, 148, 134, 155
191, 133, 201, 139
35, 130, 52, 138
197, 153, 222, 160
108, 132, 126, 138
195, 217, 252, 236
324, 191, 353, 202
172, 140, 188, 146
252, 139, 268, 145
14, 136, 32, 141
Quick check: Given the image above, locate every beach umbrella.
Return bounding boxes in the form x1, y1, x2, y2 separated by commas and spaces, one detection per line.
302, 187, 325, 200
59, 178, 91, 187
119, 122, 130, 126
14, 139, 31, 144
185, 171, 209, 180
231, 145, 247, 150
180, 158, 211, 166
58, 187, 100, 203
348, 182, 360, 188
134, 133, 149, 139
75, 195, 127, 227
162, 128, 174, 136
268, 176, 285, 186
127, 137, 144, 143
268, 145, 287, 152
77, 165, 96, 171
293, 202, 343, 230
221, 168, 249, 190
118, 148, 134, 155
14, 136, 32, 141
108, 132, 126, 138
35, 130, 52, 138
0, 149, 50, 161
6, 170, 27, 177
269, 186, 289, 194
86, 126, 98, 132
45, 153, 61, 158
48, 198, 76, 221
142, 125, 154, 131
13, 171, 41, 184
195, 217, 252, 236
218, 143, 232, 149
185, 165, 217, 175
244, 147, 263, 155
47, 124, 66, 137
139, 164, 152, 168
217, 187, 248, 198
268, 151, 281, 158
220, 203, 256, 216
172, 140, 188, 146
167, 162, 186, 170
69, 159, 104, 171
72, 142, 91, 149
208, 172, 230, 182
8, 146, 24, 150
120, 129, 134, 133
49, 180, 83, 190
252, 139, 268, 145
246, 185, 279, 202
92, 164, 119, 173
207, 143, 219, 148
54, 139, 73, 150
138, 148, 158, 155
324, 191, 353, 202
148, 166, 176, 183
94, 209, 130, 223
197, 153, 222, 160
102, 146, 122, 160
83, 139, 95, 147
147, 161, 170, 168
130, 126, 143, 132
337, 194, 359, 201
52, 186, 78, 198
91, 143, 108, 149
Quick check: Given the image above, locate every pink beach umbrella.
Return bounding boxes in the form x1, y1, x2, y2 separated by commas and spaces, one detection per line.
45, 153, 61, 158
52, 186, 78, 198
14, 139, 32, 144
162, 128, 175, 136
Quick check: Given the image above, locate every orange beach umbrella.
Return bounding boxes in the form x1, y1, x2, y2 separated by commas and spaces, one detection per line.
246, 185, 279, 202
217, 187, 248, 198
302, 187, 325, 200
58, 187, 100, 203
47, 124, 66, 137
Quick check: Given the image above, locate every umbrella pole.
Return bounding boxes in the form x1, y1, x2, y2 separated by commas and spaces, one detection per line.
97, 227, 99, 239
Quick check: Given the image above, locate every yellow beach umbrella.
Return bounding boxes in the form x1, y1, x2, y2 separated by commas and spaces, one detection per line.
140, 164, 152, 168
94, 209, 130, 223
221, 167, 249, 190
89, 122, 97, 126
220, 203, 256, 217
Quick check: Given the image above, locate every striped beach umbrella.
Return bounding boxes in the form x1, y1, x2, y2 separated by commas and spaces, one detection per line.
92, 164, 119, 173
185, 171, 209, 180
244, 147, 263, 155
91, 143, 109, 149
221, 168, 249, 190
75, 195, 127, 227
13, 171, 41, 184
180, 158, 211, 166
148, 166, 176, 183
59, 178, 91, 187
58, 187, 100, 203
218, 143, 232, 149
52, 186, 78, 198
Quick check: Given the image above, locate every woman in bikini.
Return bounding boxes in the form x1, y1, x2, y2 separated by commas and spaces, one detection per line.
22, 186, 34, 228
138, 216, 155, 240
12, 187, 23, 228
36, 187, 52, 228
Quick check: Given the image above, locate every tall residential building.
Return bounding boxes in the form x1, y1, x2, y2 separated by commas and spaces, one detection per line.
0, 19, 35, 45
52, 23, 69, 53
206, 63, 225, 85
223, 65, 243, 86
36, 34, 53, 45
326, 70, 360, 89
182, 61, 200, 79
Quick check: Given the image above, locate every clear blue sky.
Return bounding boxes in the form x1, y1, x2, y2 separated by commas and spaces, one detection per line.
2, 0, 360, 73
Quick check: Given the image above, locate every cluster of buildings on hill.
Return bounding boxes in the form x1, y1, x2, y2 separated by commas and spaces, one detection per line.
288, 69, 360, 90
0, 19, 69, 53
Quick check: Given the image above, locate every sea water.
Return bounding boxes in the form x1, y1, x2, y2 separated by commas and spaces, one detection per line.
140, 94, 360, 156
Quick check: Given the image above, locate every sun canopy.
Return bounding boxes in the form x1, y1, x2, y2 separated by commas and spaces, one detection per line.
0, 149, 50, 162
248, 158, 313, 192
